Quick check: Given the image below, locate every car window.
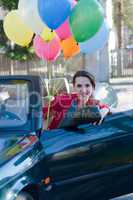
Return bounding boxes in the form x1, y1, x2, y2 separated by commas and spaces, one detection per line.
0, 81, 29, 127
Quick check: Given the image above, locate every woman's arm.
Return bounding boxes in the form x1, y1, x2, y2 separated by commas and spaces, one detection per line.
99, 107, 110, 123
95, 101, 110, 125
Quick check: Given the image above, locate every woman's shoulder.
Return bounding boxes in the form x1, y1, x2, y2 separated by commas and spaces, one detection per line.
87, 98, 109, 109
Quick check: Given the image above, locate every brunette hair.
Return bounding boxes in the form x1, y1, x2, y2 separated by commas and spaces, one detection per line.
72, 70, 96, 89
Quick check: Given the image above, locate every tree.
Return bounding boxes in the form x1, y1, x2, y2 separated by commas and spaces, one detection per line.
123, 0, 133, 30
0, 0, 18, 10
112, 0, 133, 48
112, 0, 124, 48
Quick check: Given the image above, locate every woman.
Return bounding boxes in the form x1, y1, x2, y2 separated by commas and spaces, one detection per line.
43, 70, 109, 129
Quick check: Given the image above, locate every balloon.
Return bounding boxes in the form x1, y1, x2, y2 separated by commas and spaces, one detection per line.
55, 1, 77, 40
33, 36, 43, 58
33, 35, 61, 61
71, 0, 77, 8
3, 10, 33, 47
55, 18, 72, 41
79, 20, 109, 54
18, 0, 45, 34
61, 36, 80, 59
41, 27, 56, 42
69, 0, 104, 42
38, 0, 72, 29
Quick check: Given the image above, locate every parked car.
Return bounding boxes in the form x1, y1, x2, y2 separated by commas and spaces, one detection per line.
0, 75, 132, 200
94, 82, 118, 108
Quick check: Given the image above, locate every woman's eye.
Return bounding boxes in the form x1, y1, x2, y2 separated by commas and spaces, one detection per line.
77, 84, 82, 88
85, 84, 90, 87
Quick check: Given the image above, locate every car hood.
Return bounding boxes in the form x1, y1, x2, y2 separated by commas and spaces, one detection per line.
0, 135, 39, 188
0, 135, 37, 167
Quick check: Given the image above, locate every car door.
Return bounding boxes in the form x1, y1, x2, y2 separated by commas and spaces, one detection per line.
41, 110, 133, 200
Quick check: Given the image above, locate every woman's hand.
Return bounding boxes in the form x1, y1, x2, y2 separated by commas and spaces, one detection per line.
93, 107, 109, 125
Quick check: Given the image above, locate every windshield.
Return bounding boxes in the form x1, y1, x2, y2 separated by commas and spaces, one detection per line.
0, 80, 29, 127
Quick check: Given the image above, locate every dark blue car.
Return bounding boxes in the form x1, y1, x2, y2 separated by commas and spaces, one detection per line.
0, 75, 133, 200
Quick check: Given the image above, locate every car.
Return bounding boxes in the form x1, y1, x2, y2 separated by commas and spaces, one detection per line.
0, 75, 132, 200
94, 82, 118, 108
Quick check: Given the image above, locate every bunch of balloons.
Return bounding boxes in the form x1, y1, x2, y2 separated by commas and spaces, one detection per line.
3, 0, 109, 62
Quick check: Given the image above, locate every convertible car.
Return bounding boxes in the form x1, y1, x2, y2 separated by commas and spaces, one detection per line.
0, 75, 132, 200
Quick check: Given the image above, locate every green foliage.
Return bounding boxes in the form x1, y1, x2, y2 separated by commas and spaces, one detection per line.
0, 0, 18, 10
0, 19, 7, 47
0, 0, 35, 61
6, 45, 35, 61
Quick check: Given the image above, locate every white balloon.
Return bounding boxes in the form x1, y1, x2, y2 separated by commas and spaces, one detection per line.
79, 20, 109, 54
18, 0, 46, 34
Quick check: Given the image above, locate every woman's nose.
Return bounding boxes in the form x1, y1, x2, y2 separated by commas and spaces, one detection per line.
81, 87, 87, 93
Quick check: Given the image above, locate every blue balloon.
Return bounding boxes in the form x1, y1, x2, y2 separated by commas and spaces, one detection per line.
79, 20, 109, 54
38, 0, 72, 29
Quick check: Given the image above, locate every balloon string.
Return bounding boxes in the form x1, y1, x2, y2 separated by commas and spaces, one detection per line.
46, 91, 51, 130
46, 48, 52, 129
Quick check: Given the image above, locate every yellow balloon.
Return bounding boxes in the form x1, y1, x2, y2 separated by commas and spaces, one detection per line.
41, 27, 55, 42
3, 10, 34, 47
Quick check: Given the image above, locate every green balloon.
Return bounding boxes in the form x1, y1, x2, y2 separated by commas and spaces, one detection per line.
69, 0, 104, 42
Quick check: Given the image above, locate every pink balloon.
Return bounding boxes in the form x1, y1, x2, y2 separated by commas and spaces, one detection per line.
33, 36, 42, 58
55, 0, 77, 40
55, 18, 72, 40
33, 35, 61, 61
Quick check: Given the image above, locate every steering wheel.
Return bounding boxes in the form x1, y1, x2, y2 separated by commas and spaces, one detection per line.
0, 111, 21, 120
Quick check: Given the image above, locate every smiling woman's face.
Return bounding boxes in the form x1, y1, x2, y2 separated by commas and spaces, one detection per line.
73, 76, 94, 103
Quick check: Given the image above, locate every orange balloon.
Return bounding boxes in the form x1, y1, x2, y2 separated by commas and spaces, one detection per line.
61, 36, 80, 59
